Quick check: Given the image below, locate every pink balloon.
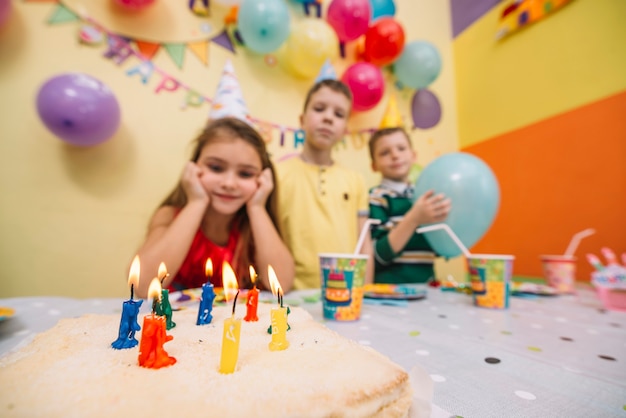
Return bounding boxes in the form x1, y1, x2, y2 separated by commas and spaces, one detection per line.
340, 62, 384, 112
0, 0, 12, 27
326, 0, 371, 43
114, 0, 155, 10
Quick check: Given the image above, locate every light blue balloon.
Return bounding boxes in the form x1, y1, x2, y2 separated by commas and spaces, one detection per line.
237, 0, 290, 54
393, 40, 441, 89
369, 0, 396, 20
414, 152, 500, 259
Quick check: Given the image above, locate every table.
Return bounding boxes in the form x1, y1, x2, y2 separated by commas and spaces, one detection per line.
1, 284, 625, 417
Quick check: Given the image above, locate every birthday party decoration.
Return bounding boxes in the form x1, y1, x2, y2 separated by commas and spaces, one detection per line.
341, 62, 385, 112
208, 60, 250, 122
284, 18, 339, 79
315, 59, 338, 83
114, 0, 155, 10
36, 73, 121, 147
362, 17, 405, 67
393, 40, 441, 89
414, 152, 500, 258
411, 89, 441, 129
496, 0, 574, 40
379, 94, 403, 129
237, 0, 290, 54
369, 0, 396, 20
326, 0, 372, 43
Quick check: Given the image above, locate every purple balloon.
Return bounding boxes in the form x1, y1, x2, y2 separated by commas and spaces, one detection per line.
36, 73, 121, 146
411, 89, 441, 129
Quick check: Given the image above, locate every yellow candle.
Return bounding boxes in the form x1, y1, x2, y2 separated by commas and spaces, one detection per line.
219, 261, 241, 374
219, 315, 241, 374
269, 306, 289, 351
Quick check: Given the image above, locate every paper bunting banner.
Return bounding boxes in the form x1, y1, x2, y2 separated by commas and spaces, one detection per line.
496, 0, 574, 40
47, 3, 79, 24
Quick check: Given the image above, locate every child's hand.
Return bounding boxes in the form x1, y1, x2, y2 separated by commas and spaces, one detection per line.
412, 189, 451, 225
181, 162, 209, 204
247, 168, 274, 209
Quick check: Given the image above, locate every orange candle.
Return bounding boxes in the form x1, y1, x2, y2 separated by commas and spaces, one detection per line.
138, 278, 176, 369
244, 266, 259, 322
268, 265, 289, 351
219, 261, 241, 374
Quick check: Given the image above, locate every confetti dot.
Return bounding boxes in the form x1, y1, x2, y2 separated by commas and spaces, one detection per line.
515, 390, 536, 400
438, 314, 447, 318
560, 336, 574, 341
485, 357, 501, 364
501, 330, 512, 335
598, 355, 616, 361
527, 346, 542, 352
409, 331, 421, 337
430, 374, 446, 382
200, 23, 212, 34
415, 349, 430, 356
609, 322, 621, 328
358, 340, 371, 346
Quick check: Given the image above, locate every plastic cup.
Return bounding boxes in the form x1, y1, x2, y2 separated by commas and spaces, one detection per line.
467, 254, 514, 309
319, 253, 368, 321
540, 255, 577, 294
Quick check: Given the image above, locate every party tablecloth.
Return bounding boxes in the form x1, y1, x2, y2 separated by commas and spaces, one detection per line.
1, 284, 625, 417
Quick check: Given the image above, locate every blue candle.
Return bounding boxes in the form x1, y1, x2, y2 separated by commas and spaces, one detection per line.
197, 258, 216, 325
112, 255, 143, 349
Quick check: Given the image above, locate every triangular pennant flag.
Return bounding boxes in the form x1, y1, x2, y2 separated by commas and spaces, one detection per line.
379, 94, 404, 129
187, 40, 210, 66
163, 43, 185, 69
47, 4, 79, 24
314, 59, 337, 83
209, 60, 249, 123
211, 29, 236, 54
135, 40, 160, 60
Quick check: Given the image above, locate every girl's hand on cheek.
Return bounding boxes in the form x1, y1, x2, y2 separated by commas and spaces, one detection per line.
182, 162, 209, 204
247, 168, 273, 209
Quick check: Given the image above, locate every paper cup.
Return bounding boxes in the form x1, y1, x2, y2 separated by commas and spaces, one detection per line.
319, 253, 368, 321
467, 254, 514, 309
540, 255, 576, 294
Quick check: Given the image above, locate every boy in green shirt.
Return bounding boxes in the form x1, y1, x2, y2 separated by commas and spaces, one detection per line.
368, 127, 451, 284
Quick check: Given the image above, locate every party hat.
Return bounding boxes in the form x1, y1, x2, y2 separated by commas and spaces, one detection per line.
314, 59, 338, 83
379, 94, 403, 129
209, 59, 250, 122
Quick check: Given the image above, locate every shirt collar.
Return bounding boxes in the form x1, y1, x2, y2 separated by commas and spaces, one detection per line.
381, 178, 413, 197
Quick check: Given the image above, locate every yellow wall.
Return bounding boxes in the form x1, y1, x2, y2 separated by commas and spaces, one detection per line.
0, 0, 462, 298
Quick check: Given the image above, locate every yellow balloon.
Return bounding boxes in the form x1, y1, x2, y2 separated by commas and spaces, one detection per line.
284, 18, 339, 79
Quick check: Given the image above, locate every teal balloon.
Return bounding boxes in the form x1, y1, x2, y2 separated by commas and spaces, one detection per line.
414, 152, 500, 258
237, 0, 290, 54
369, 0, 395, 20
393, 40, 441, 89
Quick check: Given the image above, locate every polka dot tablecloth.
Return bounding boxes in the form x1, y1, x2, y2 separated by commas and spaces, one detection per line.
1, 285, 625, 417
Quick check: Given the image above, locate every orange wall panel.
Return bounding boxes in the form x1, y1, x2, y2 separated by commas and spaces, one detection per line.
463, 91, 626, 282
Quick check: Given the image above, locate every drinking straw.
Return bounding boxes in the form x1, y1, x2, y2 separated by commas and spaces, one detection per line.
564, 228, 595, 256
416, 223, 471, 258
354, 219, 381, 254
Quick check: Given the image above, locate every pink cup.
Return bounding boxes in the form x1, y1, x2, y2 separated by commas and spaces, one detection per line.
540, 255, 577, 293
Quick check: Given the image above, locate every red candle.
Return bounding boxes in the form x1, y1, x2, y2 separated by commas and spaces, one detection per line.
138, 278, 176, 369
244, 266, 259, 322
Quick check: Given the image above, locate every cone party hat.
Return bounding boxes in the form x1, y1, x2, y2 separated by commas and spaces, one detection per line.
379, 93, 404, 129
209, 60, 250, 122
314, 59, 338, 83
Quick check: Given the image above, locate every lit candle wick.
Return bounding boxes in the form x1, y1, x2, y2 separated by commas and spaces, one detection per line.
232, 290, 240, 317
130, 283, 134, 301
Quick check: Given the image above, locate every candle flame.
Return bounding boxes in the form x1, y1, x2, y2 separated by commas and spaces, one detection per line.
157, 262, 168, 281
147, 278, 162, 302
128, 255, 140, 289
205, 258, 213, 278
222, 261, 238, 303
268, 265, 282, 298
249, 265, 257, 285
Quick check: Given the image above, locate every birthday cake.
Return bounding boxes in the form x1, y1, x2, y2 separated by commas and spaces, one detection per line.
0, 304, 414, 417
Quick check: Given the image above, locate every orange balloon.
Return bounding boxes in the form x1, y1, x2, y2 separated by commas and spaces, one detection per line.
363, 17, 405, 67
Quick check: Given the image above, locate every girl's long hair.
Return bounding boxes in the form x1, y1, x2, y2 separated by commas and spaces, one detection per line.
159, 117, 279, 289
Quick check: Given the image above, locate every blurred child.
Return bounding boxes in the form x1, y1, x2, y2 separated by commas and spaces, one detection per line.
132, 117, 294, 298
368, 127, 451, 284
276, 79, 371, 289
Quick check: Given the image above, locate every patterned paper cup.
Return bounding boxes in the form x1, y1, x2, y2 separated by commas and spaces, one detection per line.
319, 253, 368, 321
540, 255, 576, 294
467, 254, 514, 309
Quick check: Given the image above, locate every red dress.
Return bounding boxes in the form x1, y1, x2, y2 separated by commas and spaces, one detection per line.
168, 227, 241, 291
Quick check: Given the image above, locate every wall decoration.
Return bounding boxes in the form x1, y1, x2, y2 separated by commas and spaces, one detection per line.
496, 0, 574, 40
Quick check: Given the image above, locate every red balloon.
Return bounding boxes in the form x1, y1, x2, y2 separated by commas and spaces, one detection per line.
115, 0, 155, 10
363, 17, 405, 66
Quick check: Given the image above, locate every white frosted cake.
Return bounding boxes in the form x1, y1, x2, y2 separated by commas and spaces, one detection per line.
0, 304, 413, 417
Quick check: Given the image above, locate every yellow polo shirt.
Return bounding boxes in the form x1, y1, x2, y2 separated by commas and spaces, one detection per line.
276, 157, 368, 289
